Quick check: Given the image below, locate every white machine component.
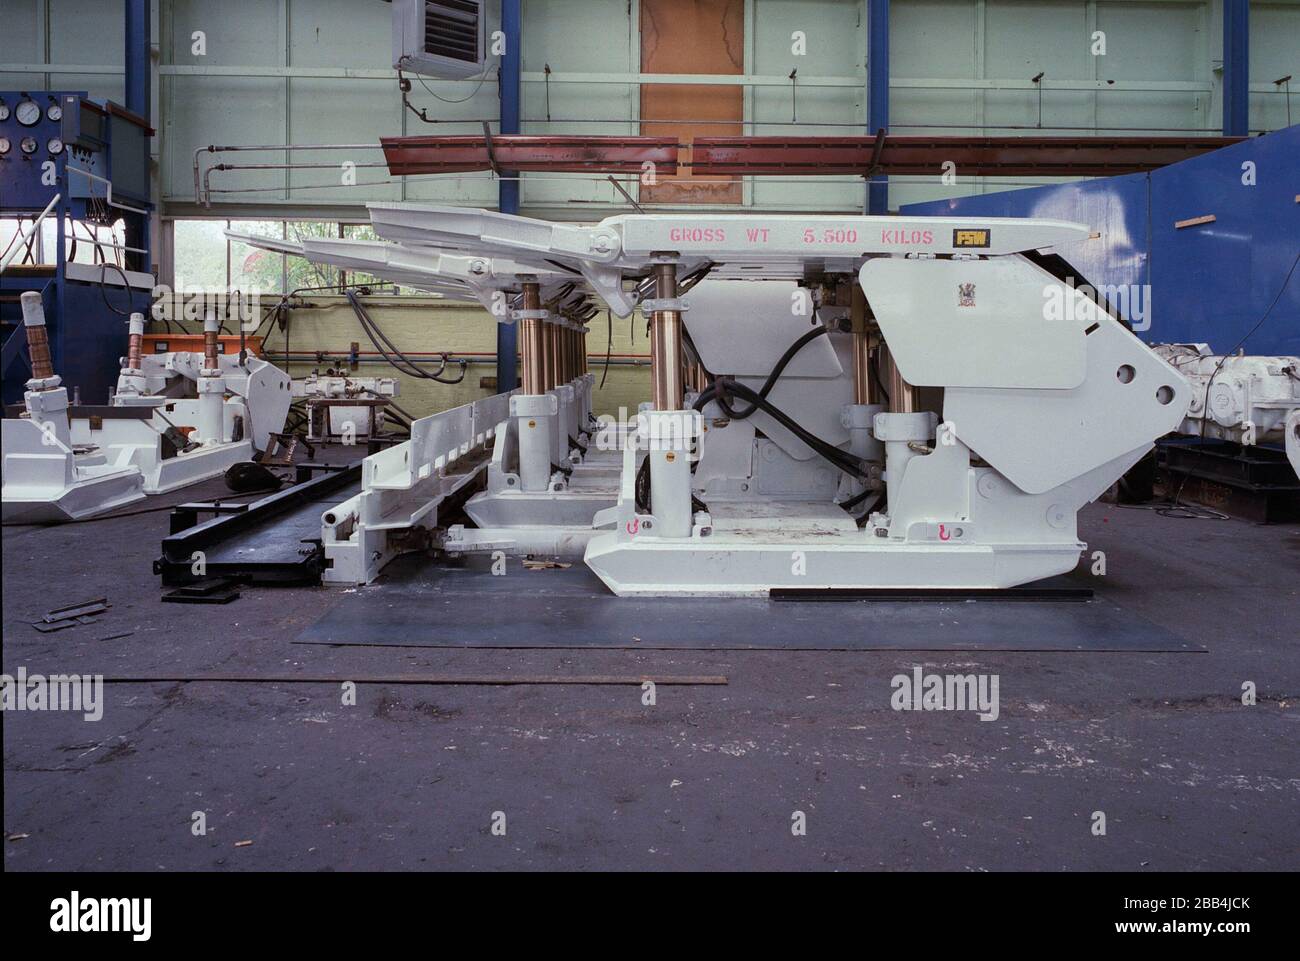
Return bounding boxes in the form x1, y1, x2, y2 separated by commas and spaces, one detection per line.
226, 205, 1191, 593
294, 373, 399, 441
2, 303, 293, 523
226, 231, 619, 581
329, 204, 1191, 596
321, 390, 513, 584
223, 231, 586, 315
2, 293, 146, 523
103, 348, 293, 494
1153, 343, 1300, 476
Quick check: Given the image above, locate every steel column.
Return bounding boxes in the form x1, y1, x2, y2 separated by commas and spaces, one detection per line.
496, 0, 522, 393
520, 281, 545, 396
650, 263, 685, 411
866, 0, 890, 214
1222, 0, 1249, 136
125, 0, 150, 120
851, 285, 872, 406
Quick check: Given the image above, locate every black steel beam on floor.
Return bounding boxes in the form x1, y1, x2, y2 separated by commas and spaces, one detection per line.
154, 463, 361, 587
1158, 437, 1300, 523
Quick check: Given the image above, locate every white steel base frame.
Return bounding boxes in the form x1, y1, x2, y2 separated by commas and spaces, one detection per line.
463, 381, 621, 529
322, 391, 513, 585
584, 436, 1145, 597
1, 418, 146, 524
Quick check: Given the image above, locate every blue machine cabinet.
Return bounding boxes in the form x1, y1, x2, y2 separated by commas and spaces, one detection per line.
902, 126, 1299, 358
1, 91, 155, 406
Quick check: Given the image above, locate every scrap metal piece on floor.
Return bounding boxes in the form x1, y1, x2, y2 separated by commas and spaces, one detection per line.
32, 618, 94, 633
41, 597, 110, 622
155, 463, 362, 586
258, 432, 315, 466
31, 597, 110, 632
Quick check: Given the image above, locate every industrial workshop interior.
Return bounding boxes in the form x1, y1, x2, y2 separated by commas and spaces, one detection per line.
1, 0, 1298, 912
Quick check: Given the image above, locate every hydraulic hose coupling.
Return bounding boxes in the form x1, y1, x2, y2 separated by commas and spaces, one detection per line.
20, 291, 56, 383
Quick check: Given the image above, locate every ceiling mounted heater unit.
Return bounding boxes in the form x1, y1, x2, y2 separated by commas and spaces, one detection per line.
392, 0, 487, 79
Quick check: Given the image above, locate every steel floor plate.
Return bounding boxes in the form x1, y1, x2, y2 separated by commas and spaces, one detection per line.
295, 555, 1200, 653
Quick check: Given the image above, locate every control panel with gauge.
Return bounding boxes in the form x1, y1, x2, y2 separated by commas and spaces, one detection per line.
1, 90, 156, 408
1, 91, 78, 211
1, 90, 152, 212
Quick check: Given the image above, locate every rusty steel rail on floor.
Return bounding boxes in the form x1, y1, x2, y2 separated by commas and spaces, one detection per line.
381, 133, 1244, 178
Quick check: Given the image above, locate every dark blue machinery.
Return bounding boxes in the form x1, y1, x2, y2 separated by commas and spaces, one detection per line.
1, 91, 155, 407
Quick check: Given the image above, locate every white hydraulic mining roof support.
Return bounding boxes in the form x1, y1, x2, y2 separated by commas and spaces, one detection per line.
229, 206, 1091, 320
365, 203, 1092, 316
223, 231, 587, 317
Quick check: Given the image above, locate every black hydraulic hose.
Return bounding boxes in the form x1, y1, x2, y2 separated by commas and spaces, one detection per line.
639, 317, 854, 512
696, 378, 867, 480
837, 487, 872, 511
634, 455, 708, 516
349, 291, 444, 376
346, 290, 468, 384
869, 346, 890, 407
97, 263, 135, 317
715, 324, 828, 418
600, 308, 613, 389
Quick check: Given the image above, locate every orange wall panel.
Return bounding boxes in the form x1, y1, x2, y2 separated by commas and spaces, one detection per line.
640, 0, 744, 205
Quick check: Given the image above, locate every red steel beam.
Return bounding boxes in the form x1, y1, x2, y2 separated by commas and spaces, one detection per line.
382, 135, 678, 176
694, 135, 1244, 176
382, 133, 1242, 178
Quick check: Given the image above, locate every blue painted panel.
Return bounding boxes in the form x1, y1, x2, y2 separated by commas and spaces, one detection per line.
1150, 130, 1300, 356
3, 89, 153, 407
0, 277, 131, 407
903, 126, 1300, 357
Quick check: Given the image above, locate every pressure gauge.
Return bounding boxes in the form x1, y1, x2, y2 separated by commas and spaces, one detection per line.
0, 137, 10, 155
15, 99, 42, 126
47, 137, 64, 156
20, 136, 39, 154
0, 103, 10, 122
46, 103, 63, 122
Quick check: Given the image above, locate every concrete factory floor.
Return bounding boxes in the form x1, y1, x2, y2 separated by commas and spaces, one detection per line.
3, 453, 1298, 872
